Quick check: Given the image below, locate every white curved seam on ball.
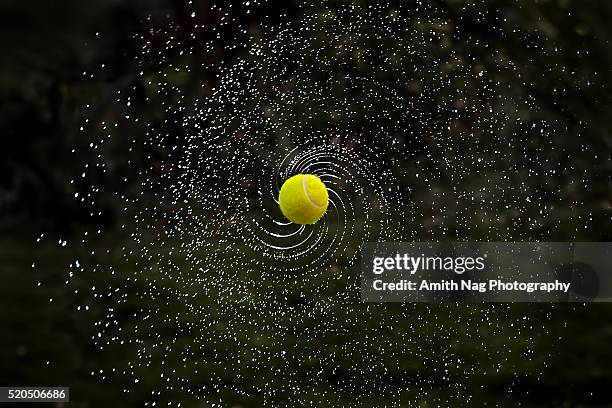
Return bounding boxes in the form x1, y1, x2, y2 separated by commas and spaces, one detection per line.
302, 175, 325, 209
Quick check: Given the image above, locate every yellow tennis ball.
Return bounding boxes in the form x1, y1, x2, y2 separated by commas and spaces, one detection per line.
278, 174, 329, 224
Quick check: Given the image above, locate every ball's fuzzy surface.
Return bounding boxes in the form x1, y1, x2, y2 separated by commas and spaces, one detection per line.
278, 174, 329, 224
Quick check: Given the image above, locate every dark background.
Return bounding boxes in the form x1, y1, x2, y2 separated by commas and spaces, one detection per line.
1, 0, 612, 406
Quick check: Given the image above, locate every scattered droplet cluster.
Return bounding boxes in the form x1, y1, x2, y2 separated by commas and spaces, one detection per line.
37, 1, 604, 405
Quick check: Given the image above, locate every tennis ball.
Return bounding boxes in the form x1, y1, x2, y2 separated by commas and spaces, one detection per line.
278, 174, 329, 224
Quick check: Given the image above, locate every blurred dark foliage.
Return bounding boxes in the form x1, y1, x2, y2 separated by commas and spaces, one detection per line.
0, 0, 299, 235
1, 0, 611, 238
0, 0, 169, 233
0, 0, 612, 236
